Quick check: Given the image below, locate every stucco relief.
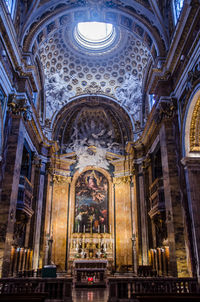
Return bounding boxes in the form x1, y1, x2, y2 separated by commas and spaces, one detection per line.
76, 145, 109, 172
115, 73, 142, 121
45, 72, 75, 119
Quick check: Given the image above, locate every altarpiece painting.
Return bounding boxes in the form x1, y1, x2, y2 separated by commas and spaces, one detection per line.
74, 170, 108, 233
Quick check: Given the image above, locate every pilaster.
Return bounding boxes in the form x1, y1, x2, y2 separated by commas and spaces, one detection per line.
159, 116, 189, 277
51, 174, 71, 271
113, 176, 133, 270
138, 162, 149, 265
0, 114, 25, 277
32, 159, 46, 271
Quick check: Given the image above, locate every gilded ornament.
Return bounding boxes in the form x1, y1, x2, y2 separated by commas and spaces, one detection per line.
113, 176, 131, 184
190, 96, 200, 152
7, 94, 32, 121
53, 174, 71, 184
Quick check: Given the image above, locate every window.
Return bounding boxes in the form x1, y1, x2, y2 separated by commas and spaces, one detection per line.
149, 94, 156, 110
0, 87, 7, 121
173, 0, 184, 23
4, 0, 16, 17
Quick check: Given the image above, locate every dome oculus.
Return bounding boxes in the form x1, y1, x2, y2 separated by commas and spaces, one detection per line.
74, 22, 116, 51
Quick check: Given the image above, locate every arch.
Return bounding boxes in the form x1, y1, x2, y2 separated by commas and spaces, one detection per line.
183, 85, 200, 157
52, 95, 134, 155
52, 94, 135, 133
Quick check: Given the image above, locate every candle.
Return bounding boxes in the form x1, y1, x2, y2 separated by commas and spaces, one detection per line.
83, 225, 85, 233
78, 224, 80, 233
104, 225, 105, 233
98, 225, 100, 233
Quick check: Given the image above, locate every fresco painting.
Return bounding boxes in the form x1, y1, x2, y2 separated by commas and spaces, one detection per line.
74, 170, 108, 233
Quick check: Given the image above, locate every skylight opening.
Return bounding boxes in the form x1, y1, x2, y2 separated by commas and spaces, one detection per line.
74, 22, 116, 51
77, 22, 113, 43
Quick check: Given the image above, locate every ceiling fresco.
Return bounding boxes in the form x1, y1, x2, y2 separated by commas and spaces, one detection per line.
18, 0, 170, 142
39, 29, 150, 124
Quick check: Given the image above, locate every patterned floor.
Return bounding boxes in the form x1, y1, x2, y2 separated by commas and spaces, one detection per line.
72, 288, 109, 302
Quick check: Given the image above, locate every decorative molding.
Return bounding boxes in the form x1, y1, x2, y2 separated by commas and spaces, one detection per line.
181, 157, 200, 171
142, 156, 151, 170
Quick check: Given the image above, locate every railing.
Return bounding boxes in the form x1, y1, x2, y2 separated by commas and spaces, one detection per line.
108, 277, 199, 301
149, 177, 163, 196
17, 175, 34, 217
0, 278, 73, 301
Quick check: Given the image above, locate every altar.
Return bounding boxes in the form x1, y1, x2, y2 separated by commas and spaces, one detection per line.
74, 260, 108, 287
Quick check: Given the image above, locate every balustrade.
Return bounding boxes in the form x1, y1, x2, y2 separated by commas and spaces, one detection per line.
108, 277, 199, 301
17, 175, 34, 217
149, 177, 165, 218
0, 278, 73, 301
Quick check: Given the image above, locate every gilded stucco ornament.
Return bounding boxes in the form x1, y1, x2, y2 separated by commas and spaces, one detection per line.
113, 175, 132, 184
185, 62, 200, 91
7, 94, 32, 121
53, 175, 72, 184
190, 96, 200, 152
142, 156, 151, 170
153, 97, 177, 124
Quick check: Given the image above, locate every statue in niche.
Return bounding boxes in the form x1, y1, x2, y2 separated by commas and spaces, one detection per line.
115, 72, 142, 120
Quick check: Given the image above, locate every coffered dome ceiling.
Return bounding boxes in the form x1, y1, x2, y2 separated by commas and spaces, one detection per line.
20, 0, 169, 139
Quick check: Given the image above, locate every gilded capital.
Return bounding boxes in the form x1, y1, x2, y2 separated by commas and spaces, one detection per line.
113, 175, 132, 184
53, 174, 72, 184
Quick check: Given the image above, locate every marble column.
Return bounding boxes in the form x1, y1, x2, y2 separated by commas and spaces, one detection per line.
32, 160, 46, 272
159, 120, 189, 277
0, 115, 25, 277
181, 157, 200, 280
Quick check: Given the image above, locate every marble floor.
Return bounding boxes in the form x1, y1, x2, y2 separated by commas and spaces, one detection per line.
72, 288, 109, 302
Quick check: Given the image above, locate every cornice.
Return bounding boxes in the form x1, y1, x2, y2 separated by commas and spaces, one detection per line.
166, 2, 199, 75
